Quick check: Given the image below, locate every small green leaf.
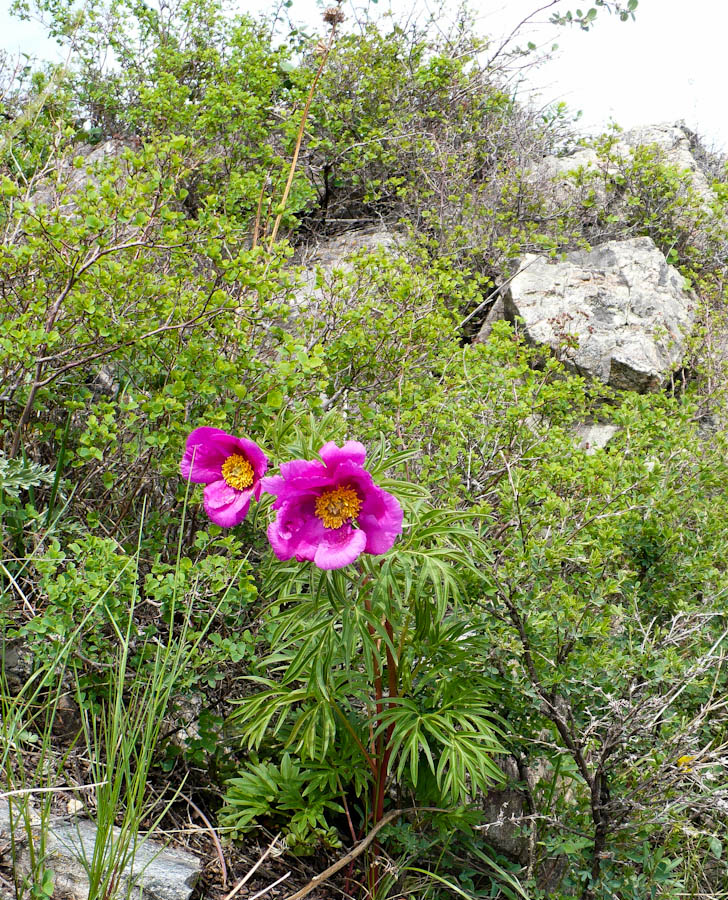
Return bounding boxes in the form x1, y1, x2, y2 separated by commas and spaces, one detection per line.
266, 389, 284, 409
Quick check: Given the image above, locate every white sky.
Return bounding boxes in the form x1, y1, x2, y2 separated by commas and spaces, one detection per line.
1, 0, 726, 153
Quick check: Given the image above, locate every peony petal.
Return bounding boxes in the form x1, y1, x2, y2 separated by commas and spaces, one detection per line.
203, 480, 252, 527
238, 437, 268, 480
314, 526, 367, 570
180, 427, 230, 483
261, 472, 332, 508
267, 496, 319, 560
319, 441, 367, 471
204, 480, 238, 509
357, 476, 400, 521
331, 461, 375, 497
259, 474, 286, 496
357, 485, 403, 555
279, 458, 327, 481
289, 515, 331, 563
181, 427, 267, 486
267, 499, 297, 538
267, 519, 293, 561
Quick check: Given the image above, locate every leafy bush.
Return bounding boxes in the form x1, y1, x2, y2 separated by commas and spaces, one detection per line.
2, 2, 728, 898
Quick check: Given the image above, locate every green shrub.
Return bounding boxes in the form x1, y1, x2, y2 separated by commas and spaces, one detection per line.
2, 3, 728, 897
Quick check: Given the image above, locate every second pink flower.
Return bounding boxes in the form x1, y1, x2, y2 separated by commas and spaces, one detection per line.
261, 441, 403, 570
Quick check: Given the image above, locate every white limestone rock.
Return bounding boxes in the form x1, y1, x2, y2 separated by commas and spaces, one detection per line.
0, 800, 200, 900
620, 123, 713, 201
573, 423, 620, 453
504, 237, 695, 391
298, 226, 398, 270
535, 147, 611, 209
293, 226, 400, 309
533, 122, 714, 213
30, 139, 131, 212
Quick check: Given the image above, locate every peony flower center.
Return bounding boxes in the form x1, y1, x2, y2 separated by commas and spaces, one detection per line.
315, 485, 362, 530
221, 454, 254, 490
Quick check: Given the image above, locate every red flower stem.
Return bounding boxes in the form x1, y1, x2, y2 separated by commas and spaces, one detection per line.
363, 593, 386, 896
375, 619, 398, 823
362, 593, 401, 899
385, 619, 398, 705
363, 594, 384, 747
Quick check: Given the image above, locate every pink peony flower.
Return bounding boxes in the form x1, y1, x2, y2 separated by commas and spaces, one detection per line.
261, 441, 403, 570
180, 427, 268, 527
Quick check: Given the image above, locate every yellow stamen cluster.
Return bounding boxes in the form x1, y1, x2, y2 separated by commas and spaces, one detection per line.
221, 454, 254, 490
315, 485, 362, 530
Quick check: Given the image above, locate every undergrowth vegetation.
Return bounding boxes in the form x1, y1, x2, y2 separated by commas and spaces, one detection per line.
1, 1, 728, 898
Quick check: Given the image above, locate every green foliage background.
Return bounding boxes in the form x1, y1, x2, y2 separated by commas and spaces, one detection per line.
1, 1, 727, 898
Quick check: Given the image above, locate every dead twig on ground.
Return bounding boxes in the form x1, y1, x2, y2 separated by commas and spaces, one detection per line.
282, 807, 446, 900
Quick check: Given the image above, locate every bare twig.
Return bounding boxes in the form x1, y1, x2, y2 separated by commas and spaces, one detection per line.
0, 561, 35, 618
184, 795, 227, 888
222, 835, 281, 900
282, 807, 446, 900
250, 872, 291, 900
486, 1, 560, 69
457, 259, 536, 333
0, 781, 108, 800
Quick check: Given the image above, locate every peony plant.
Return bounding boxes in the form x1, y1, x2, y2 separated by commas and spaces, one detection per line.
181, 426, 503, 891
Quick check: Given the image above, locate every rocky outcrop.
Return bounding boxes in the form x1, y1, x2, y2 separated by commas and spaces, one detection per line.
480, 785, 528, 861
573, 423, 620, 453
0, 800, 200, 900
30, 140, 130, 212
533, 122, 714, 211
535, 147, 611, 210
293, 226, 400, 308
0, 639, 33, 694
297, 226, 398, 270
496, 237, 695, 391
620, 124, 713, 200
472, 295, 506, 344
